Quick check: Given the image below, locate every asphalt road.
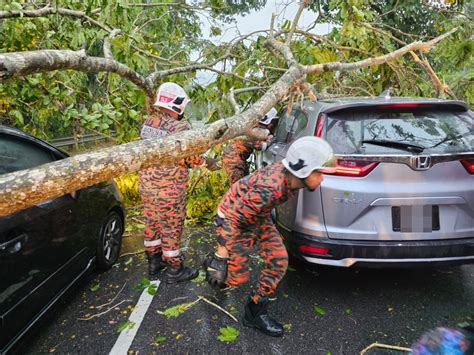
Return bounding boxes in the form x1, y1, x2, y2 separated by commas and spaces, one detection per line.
22, 225, 474, 355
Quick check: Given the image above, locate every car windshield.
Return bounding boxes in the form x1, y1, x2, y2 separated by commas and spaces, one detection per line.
325, 109, 474, 154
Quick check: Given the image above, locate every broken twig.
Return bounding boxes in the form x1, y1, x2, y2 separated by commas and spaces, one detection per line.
96, 281, 127, 310
360, 342, 411, 354
200, 296, 238, 323
78, 299, 132, 321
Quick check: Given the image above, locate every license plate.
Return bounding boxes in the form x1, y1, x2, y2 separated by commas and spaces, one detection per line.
392, 205, 440, 232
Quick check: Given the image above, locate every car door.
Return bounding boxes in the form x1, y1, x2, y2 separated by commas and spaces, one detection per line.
0, 132, 83, 351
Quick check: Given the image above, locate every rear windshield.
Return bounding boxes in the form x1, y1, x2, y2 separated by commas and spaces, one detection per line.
325, 109, 474, 154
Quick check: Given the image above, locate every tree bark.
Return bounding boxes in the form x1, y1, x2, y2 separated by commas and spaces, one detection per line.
0, 50, 152, 96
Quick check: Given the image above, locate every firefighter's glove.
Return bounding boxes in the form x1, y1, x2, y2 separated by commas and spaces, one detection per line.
203, 253, 228, 288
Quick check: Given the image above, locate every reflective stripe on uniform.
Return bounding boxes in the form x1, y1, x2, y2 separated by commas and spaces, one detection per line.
144, 239, 162, 247
162, 249, 180, 257
217, 209, 225, 218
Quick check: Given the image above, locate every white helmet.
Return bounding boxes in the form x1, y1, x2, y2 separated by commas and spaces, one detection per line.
153, 82, 190, 115
259, 107, 279, 126
282, 137, 336, 178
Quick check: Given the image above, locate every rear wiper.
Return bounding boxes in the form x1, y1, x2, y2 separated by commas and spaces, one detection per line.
361, 139, 425, 153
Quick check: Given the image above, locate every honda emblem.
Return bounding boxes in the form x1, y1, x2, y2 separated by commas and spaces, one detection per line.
411, 155, 432, 170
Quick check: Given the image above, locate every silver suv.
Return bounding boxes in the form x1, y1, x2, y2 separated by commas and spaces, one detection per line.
259, 97, 474, 267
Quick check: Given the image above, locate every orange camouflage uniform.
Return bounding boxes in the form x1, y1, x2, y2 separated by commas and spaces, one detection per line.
138, 106, 204, 266
222, 139, 263, 184
216, 161, 295, 302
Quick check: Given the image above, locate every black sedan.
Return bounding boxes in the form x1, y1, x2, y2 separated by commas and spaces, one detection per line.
0, 125, 125, 353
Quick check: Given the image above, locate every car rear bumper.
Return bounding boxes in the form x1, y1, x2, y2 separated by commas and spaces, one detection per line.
279, 226, 474, 267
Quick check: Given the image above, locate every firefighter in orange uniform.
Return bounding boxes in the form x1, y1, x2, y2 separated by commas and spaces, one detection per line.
222, 107, 279, 184
204, 137, 336, 336
139, 82, 216, 283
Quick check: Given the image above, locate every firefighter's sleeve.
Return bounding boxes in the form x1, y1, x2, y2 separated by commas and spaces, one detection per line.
184, 155, 206, 168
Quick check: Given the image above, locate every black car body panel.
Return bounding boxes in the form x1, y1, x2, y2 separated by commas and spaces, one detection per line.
0, 125, 125, 353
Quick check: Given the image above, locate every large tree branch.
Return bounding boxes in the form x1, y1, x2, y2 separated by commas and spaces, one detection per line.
285, 0, 309, 45
125, 2, 214, 11
226, 88, 241, 114
0, 5, 109, 32
104, 29, 122, 60
225, 86, 269, 114
0, 49, 152, 96
265, 38, 297, 67
361, 23, 457, 97
145, 45, 261, 87
304, 28, 457, 74
410, 52, 456, 98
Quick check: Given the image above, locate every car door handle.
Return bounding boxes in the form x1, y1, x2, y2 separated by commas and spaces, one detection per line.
0, 233, 28, 254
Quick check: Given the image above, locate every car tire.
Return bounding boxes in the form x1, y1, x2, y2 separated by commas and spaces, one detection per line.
96, 210, 123, 271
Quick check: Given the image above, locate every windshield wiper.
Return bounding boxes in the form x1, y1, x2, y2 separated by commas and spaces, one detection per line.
362, 139, 425, 153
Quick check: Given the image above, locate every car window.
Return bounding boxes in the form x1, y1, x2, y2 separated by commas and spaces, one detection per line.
0, 135, 56, 174
274, 109, 309, 143
325, 110, 474, 154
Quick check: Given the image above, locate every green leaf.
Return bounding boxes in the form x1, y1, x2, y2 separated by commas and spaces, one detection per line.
116, 320, 135, 332
155, 335, 167, 343
124, 257, 133, 265
90, 283, 100, 292
11, 2, 23, 10
344, 308, 352, 315
160, 302, 194, 318
134, 277, 151, 291
147, 283, 158, 296
313, 305, 326, 316
217, 326, 240, 342
210, 26, 222, 36
12, 110, 24, 125
191, 270, 206, 283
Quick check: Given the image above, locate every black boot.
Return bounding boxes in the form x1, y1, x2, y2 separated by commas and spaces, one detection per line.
165, 263, 199, 284
146, 251, 167, 280
242, 297, 284, 337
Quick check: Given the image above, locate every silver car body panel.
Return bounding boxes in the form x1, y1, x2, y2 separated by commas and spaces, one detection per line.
274, 154, 474, 243
320, 160, 474, 241
263, 97, 474, 265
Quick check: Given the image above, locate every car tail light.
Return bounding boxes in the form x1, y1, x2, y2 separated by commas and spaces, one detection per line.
298, 245, 329, 255
324, 159, 378, 177
382, 103, 428, 108
461, 159, 474, 174
314, 114, 324, 137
